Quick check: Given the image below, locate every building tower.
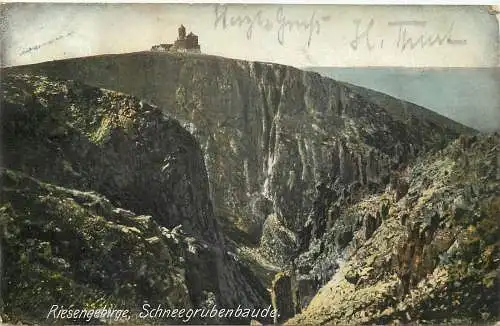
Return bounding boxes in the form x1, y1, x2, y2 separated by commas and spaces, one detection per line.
178, 24, 186, 40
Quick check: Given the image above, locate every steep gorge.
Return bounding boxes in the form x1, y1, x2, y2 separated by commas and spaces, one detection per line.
5, 53, 473, 263
3, 53, 495, 325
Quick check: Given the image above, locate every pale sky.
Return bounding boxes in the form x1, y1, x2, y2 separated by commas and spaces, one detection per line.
1, 3, 498, 68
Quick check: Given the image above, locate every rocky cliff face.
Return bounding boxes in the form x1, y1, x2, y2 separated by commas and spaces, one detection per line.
5, 53, 474, 268
0, 73, 267, 323
288, 133, 499, 325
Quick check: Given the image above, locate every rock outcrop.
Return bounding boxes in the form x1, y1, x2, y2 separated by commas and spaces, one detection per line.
288, 133, 499, 325
0, 73, 268, 323
269, 272, 296, 324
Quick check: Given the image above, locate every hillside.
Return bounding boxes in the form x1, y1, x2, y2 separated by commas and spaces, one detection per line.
0, 73, 267, 324
289, 133, 499, 324
1, 53, 495, 325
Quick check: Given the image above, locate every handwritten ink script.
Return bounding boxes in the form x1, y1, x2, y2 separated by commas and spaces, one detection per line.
19, 31, 74, 56
214, 4, 331, 47
351, 19, 467, 52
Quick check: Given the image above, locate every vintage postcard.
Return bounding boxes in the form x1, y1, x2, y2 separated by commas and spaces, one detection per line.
0, 2, 499, 325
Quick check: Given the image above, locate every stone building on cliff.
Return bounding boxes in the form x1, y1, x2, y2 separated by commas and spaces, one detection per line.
151, 25, 201, 53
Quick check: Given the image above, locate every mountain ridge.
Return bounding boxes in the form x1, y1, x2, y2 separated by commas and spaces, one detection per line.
2, 52, 475, 136
305, 66, 500, 133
